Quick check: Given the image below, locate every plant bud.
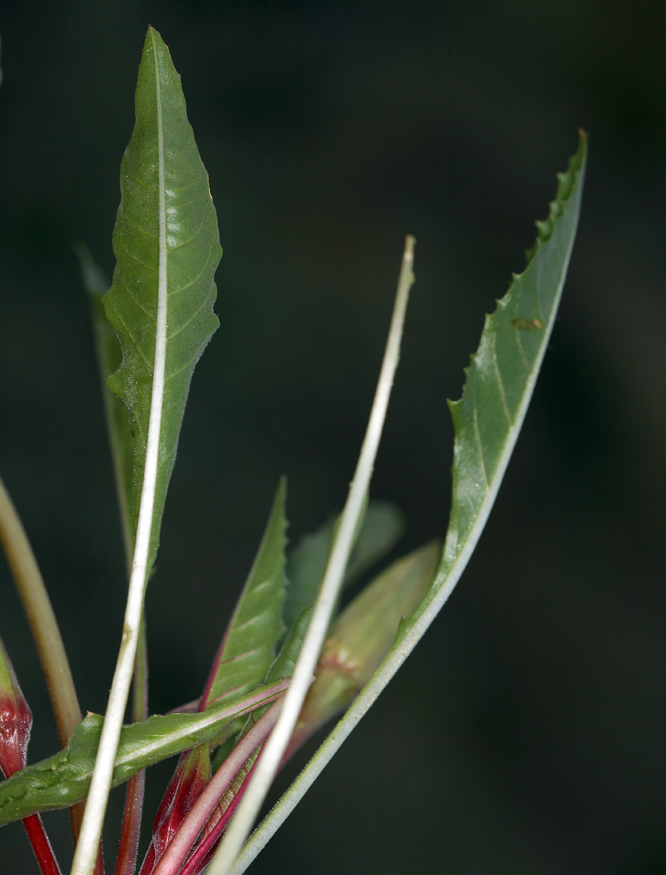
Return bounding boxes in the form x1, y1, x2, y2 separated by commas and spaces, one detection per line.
287, 541, 440, 757
0, 638, 32, 778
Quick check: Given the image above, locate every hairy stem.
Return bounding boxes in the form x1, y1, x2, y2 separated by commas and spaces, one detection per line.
22, 813, 63, 875
152, 701, 283, 875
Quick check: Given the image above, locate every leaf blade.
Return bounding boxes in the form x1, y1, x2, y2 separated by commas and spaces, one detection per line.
0, 682, 287, 826
202, 480, 288, 710
103, 29, 221, 563
72, 29, 222, 875
226, 134, 588, 875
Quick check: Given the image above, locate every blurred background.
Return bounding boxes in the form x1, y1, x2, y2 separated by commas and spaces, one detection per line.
0, 1, 664, 873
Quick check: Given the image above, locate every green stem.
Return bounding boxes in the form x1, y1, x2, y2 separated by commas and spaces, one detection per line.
0, 476, 98, 860
0, 476, 82, 747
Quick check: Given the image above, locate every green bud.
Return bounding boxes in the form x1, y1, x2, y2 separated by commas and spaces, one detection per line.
288, 541, 440, 756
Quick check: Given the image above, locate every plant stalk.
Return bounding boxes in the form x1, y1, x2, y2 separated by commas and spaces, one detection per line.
206, 235, 416, 875
152, 701, 283, 875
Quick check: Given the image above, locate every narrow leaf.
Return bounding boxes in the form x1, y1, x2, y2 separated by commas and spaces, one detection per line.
73, 29, 222, 874
226, 135, 588, 875
0, 681, 288, 826
103, 30, 221, 566
201, 479, 288, 710
77, 244, 150, 875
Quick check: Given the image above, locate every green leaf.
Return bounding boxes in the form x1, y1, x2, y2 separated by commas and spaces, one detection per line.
103, 26, 222, 568
282, 518, 334, 633
72, 32, 223, 874
407, 133, 587, 626
227, 136, 588, 875
207, 238, 416, 875
202, 479, 288, 710
344, 500, 405, 585
265, 604, 314, 687
0, 681, 287, 826
283, 500, 405, 631
211, 602, 315, 773
75, 243, 134, 565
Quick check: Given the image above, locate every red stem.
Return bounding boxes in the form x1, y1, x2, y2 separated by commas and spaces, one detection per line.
178, 756, 259, 875
113, 771, 146, 875
22, 814, 63, 875
151, 701, 282, 875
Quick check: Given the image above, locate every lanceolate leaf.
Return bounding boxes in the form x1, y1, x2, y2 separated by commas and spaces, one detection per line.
73, 31, 222, 875
208, 237, 416, 875
226, 135, 588, 875
400, 134, 587, 640
201, 479, 288, 710
0, 681, 287, 826
104, 27, 222, 566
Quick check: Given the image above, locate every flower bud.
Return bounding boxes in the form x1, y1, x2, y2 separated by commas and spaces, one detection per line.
288, 540, 440, 756
0, 637, 32, 778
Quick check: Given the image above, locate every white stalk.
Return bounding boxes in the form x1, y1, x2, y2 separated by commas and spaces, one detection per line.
70, 36, 168, 875
206, 236, 416, 875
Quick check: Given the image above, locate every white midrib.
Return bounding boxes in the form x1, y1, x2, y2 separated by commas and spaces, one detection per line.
70, 34, 168, 875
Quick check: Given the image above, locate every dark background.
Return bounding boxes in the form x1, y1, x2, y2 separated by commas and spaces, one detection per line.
1, 2, 665, 873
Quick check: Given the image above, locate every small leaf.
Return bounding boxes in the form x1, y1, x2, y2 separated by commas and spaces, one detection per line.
201, 479, 288, 710
0, 681, 287, 825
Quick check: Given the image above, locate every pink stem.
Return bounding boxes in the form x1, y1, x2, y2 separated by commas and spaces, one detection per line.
151, 701, 283, 875
178, 756, 260, 875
